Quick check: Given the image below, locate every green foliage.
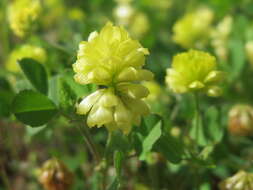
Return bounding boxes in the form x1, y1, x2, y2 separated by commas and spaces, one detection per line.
18, 58, 48, 95
12, 90, 58, 126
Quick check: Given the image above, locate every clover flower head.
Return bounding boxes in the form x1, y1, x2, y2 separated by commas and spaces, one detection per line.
73, 22, 152, 86
228, 104, 253, 136
172, 7, 214, 48
8, 0, 41, 37
6, 44, 47, 73
219, 170, 253, 190
38, 158, 74, 190
74, 22, 153, 134
77, 86, 150, 134
165, 50, 224, 97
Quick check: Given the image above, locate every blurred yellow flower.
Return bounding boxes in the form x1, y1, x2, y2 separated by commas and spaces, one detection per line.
6, 44, 47, 73
142, 81, 162, 101
219, 170, 253, 190
42, 0, 66, 28
211, 16, 233, 61
129, 12, 150, 38
113, 1, 149, 38
172, 7, 214, 48
166, 50, 224, 97
245, 41, 253, 67
8, 0, 41, 37
114, 3, 134, 26
68, 8, 86, 21
74, 22, 153, 134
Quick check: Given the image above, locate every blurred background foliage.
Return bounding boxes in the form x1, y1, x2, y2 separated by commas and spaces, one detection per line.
1, 0, 253, 189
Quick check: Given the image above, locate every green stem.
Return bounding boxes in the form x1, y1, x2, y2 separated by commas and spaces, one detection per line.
194, 92, 200, 148
76, 122, 101, 164
0, 164, 11, 190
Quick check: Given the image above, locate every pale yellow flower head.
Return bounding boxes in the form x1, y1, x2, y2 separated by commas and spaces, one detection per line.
219, 170, 253, 190
129, 12, 150, 38
73, 22, 153, 86
74, 22, 153, 133
68, 8, 86, 21
6, 44, 47, 73
172, 7, 214, 48
211, 16, 233, 61
77, 86, 150, 134
8, 0, 41, 37
166, 50, 224, 97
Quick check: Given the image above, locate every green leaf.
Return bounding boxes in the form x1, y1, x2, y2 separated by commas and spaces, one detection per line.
190, 112, 208, 146
229, 39, 246, 80
12, 90, 58, 127
140, 121, 162, 160
18, 58, 48, 95
205, 106, 224, 143
155, 133, 184, 163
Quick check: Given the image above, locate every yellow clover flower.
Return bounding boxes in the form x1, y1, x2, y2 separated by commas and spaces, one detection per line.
172, 7, 214, 48
8, 0, 41, 38
73, 22, 153, 86
6, 44, 47, 73
165, 50, 224, 97
219, 170, 253, 190
74, 22, 153, 134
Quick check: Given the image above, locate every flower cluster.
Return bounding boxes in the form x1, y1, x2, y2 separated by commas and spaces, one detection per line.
219, 170, 253, 190
172, 7, 214, 48
165, 50, 224, 97
228, 104, 253, 136
6, 44, 47, 73
74, 22, 153, 134
8, 0, 41, 37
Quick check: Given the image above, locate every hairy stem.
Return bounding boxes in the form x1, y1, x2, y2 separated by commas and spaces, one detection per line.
76, 123, 101, 164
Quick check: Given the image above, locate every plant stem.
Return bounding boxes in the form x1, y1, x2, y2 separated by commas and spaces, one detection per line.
0, 164, 11, 190
76, 123, 101, 164
194, 92, 200, 148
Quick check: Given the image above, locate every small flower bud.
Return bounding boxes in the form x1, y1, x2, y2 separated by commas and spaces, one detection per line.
38, 158, 74, 190
228, 104, 253, 136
